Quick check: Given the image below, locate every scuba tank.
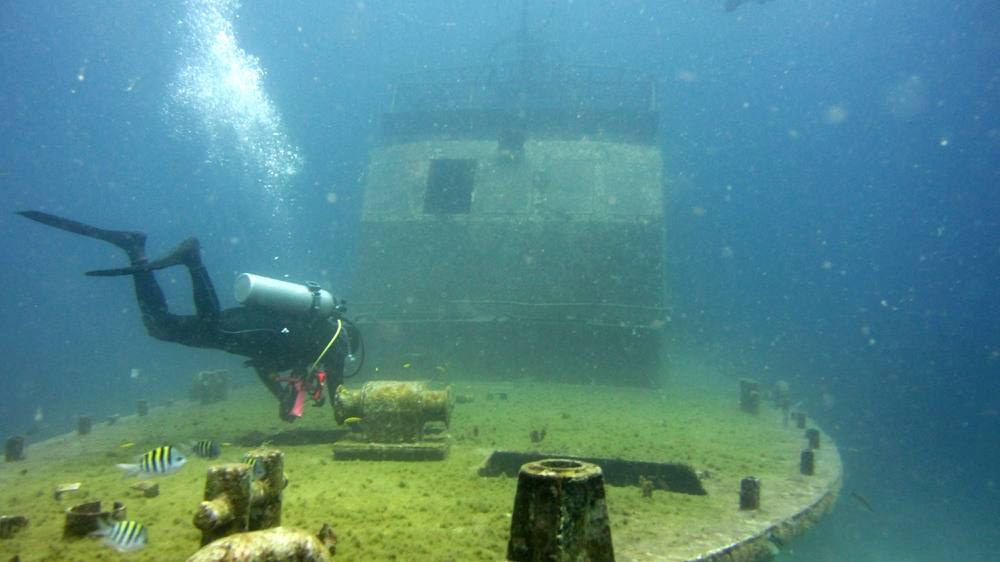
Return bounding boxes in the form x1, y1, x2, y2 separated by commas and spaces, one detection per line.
234, 273, 337, 318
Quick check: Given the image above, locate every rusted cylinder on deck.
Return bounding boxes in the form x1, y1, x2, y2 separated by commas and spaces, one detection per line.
791, 411, 807, 429
5, 436, 25, 462
137, 400, 149, 416
506, 459, 614, 562
333, 381, 452, 443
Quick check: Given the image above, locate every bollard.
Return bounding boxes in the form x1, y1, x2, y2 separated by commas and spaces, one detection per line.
506, 459, 614, 562
805, 428, 820, 450
739, 379, 760, 414
791, 411, 807, 429
137, 400, 149, 416
800, 450, 815, 476
773, 380, 791, 412
5, 436, 25, 462
194, 449, 287, 546
245, 449, 286, 531
739, 477, 761, 510
77, 416, 92, 436
193, 463, 252, 546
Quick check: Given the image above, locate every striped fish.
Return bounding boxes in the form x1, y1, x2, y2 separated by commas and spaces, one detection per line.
116, 446, 186, 480
192, 439, 222, 459
242, 454, 266, 480
91, 519, 149, 552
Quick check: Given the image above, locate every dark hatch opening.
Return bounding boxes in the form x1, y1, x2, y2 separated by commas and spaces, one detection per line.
425, 158, 476, 214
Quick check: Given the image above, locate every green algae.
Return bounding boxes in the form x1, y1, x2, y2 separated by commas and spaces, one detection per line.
0, 380, 839, 561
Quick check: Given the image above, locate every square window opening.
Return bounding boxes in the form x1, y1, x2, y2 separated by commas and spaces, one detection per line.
425, 159, 476, 214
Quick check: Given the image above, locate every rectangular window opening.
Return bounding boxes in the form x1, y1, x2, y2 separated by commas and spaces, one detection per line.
424, 158, 476, 214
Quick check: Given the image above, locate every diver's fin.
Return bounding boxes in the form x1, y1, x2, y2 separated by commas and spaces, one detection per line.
86, 265, 153, 277
16, 211, 146, 253
86, 237, 201, 277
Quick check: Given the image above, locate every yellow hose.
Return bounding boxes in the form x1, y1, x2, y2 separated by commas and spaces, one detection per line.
310, 318, 343, 374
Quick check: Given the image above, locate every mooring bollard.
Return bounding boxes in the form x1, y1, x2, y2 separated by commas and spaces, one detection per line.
739, 477, 761, 510
805, 428, 820, 450
791, 411, 807, 429
739, 379, 760, 414
193, 463, 252, 546
193, 449, 287, 546
77, 416, 92, 436
773, 380, 791, 412
5, 436, 25, 462
245, 449, 286, 531
137, 400, 149, 416
506, 459, 614, 562
800, 450, 815, 476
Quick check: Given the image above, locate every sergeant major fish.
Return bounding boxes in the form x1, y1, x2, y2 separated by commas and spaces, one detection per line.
242, 454, 266, 480
91, 519, 149, 552
116, 446, 186, 479
187, 439, 222, 459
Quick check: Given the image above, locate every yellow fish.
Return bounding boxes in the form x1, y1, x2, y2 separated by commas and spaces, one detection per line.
344, 417, 362, 424
119, 442, 135, 448
436, 365, 446, 373
403, 363, 411, 368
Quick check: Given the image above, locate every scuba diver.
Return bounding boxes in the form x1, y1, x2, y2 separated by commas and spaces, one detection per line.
15, 210, 362, 422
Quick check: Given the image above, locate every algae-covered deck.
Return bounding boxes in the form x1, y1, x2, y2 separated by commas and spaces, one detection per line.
0, 380, 840, 561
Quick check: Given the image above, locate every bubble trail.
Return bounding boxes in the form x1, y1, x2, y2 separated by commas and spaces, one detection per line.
167, 0, 302, 210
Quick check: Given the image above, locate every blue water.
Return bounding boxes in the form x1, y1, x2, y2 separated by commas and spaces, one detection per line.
2, 0, 998, 559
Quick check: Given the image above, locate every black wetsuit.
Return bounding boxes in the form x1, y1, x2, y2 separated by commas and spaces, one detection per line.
132, 260, 357, 416
15, 210, 358, 421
